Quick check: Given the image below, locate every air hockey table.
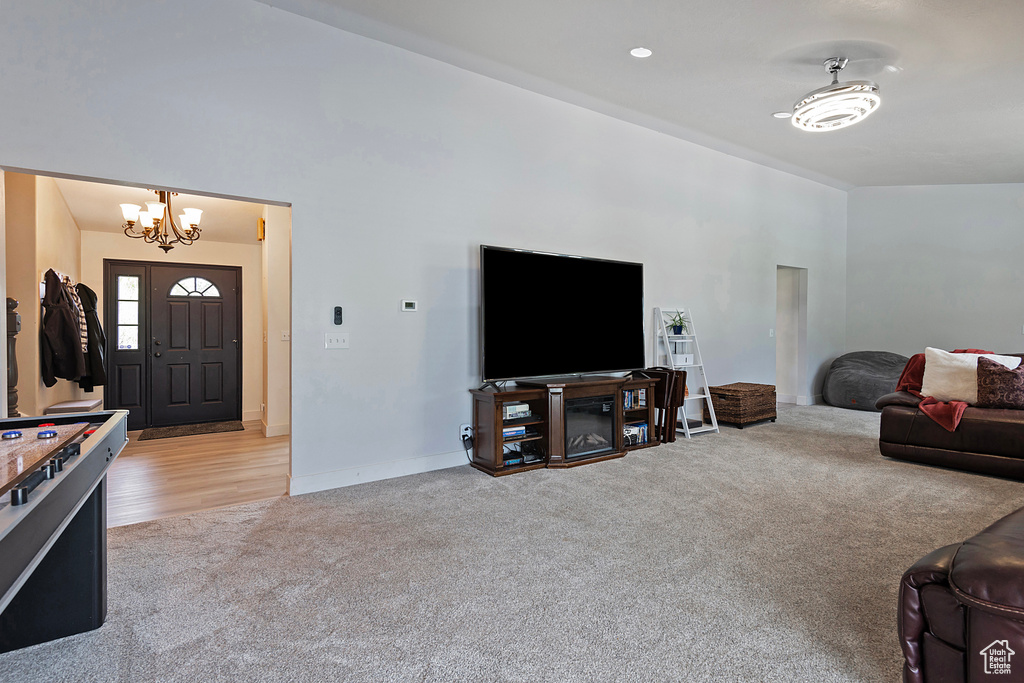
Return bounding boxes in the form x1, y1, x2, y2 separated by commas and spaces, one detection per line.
0, 410, 127, 652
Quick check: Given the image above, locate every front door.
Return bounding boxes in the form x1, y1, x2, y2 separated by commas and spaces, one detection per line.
104, 261, 242, 429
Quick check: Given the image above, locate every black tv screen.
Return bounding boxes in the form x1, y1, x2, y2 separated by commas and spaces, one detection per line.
480, 245, 645, 382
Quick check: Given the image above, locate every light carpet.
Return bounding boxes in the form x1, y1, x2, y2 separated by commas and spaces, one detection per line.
2, 405, 1022, 682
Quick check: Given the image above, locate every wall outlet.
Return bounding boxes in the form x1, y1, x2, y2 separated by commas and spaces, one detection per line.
325, 333, 349, 349
281, 331, 291, 341
769, 328, 775, 338
460, 424, 473, 439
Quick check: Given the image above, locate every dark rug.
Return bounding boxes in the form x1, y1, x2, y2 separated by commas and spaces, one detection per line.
137, 420, 245, 441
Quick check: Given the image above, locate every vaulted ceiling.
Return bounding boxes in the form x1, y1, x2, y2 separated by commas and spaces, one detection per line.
256, 0, 1024, 188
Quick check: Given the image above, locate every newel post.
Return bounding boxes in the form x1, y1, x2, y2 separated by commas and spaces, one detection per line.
7, 297, 20, 417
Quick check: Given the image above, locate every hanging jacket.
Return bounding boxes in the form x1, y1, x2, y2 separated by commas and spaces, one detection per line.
41, 268, 86, 386
75, 283, 107, 391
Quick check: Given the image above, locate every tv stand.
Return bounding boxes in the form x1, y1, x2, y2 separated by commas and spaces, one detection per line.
469, 373, 659, 476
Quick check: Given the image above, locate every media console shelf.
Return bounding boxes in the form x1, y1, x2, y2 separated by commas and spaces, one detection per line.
470, 374, 659, 477
469, 386, 550, 476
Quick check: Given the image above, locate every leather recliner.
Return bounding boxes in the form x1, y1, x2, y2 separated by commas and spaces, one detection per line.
900, 505, 1024, 682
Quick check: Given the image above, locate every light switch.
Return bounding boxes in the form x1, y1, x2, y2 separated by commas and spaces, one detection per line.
325, 333, 349, 349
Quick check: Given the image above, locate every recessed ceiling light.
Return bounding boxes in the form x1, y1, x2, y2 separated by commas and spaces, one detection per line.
630, 47, 653, 59
772, 111, 792, 119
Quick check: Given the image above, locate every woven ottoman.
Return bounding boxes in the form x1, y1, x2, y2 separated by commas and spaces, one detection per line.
703, 383, 776, 428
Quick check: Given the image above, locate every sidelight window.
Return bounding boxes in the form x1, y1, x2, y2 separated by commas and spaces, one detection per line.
116, 275, 140, 350
169, 276, 220, 298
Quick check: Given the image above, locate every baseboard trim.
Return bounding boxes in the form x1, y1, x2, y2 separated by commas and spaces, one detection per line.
796, 394, 822, 406
777, 393, 797, 405
261, 421, 290, 437
288, 450, 468, 496
242, 410, 261, 422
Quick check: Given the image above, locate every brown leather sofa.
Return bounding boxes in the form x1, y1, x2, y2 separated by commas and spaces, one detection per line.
900, 505, 1024, 682
876, 391, 1024, 481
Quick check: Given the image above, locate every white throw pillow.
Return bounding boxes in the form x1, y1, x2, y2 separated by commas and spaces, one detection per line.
920, 347, 1022, 404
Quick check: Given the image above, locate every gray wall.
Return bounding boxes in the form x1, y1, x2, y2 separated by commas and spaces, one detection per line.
0, 0, 848, 492
847, 184, 1024, 356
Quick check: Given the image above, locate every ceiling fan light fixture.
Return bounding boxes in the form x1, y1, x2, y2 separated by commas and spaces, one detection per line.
791, 57, 881, 132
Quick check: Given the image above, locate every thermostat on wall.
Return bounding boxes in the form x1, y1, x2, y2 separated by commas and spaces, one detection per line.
401, 300, 418, 312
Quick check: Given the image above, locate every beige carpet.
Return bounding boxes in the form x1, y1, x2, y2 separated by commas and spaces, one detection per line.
2, 405, 1022, 682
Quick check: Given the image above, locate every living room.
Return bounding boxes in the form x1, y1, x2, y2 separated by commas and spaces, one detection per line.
1, 1, 1022, 680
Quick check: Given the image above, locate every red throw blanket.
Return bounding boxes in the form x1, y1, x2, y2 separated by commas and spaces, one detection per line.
895, 349, 992, 432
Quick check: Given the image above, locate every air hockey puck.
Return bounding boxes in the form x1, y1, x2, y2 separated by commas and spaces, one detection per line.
37, 430, 58, 439
38, 423, 55, 427
2, 430, 22, 440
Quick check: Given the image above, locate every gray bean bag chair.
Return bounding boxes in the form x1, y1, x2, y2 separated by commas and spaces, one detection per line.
822, 351, 909, 412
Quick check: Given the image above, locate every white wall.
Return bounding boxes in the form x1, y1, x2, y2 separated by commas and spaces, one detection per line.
80, 230, 264, 422
261, 205, 291, 437
0, 0, 847, 492
848, 184, 1024, 356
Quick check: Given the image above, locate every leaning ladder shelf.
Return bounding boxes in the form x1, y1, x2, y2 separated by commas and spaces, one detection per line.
653, 307, 719, 438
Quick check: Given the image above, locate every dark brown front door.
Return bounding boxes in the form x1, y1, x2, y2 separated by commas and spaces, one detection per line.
104, 261, 242, 429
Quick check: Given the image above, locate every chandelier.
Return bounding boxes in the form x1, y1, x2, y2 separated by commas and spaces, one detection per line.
791, 57, 881, 132
119, 191, 203, 252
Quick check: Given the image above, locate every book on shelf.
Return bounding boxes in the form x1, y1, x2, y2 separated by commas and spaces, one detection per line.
623, 388, 648, 410
623, 422, 648, 446
502, 425, 527, 438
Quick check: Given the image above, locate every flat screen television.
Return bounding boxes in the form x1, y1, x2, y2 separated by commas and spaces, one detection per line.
480, 245, 645, 382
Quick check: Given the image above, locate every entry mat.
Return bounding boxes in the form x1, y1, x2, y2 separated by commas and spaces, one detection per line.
137, 421, 245, 441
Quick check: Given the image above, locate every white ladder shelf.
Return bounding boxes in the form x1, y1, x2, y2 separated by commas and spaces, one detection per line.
653, 307, 719, 438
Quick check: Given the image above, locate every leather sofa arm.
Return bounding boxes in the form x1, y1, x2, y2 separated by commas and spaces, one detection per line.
899, 543, 960, 683
950, 507, 1024, 620
876, 391, 921, 410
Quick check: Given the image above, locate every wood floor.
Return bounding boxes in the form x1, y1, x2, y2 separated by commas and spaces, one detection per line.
106, 421, 289, 528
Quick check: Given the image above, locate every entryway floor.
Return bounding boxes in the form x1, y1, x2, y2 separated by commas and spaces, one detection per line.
107, 420, 289, 527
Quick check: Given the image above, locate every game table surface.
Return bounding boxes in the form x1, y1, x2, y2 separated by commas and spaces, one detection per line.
0, 423, 89, 498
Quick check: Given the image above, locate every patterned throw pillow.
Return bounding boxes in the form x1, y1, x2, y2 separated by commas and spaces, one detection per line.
976, 357, 1024, 409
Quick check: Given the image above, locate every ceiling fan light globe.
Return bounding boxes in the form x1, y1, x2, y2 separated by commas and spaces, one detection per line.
791, 80, 880, 131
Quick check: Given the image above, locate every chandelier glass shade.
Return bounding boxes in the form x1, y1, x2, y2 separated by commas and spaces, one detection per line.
120, 191, 202, 252
791, 58, 881, 132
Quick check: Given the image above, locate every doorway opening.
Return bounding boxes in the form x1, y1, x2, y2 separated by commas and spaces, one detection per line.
776, 265, 808, 405
1, 168, 292, 526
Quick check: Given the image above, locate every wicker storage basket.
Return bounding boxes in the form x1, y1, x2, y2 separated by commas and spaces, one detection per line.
703, 382, 776, 427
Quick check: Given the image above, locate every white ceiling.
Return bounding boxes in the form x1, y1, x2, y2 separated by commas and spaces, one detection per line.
256, 0, 1024, 188
54, 178, 265, 245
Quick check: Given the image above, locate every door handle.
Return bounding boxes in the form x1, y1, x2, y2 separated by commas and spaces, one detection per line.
154, 352, 162, 358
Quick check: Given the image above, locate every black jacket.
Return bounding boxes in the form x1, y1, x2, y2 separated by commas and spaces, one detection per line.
75, 283, 107, 391
41, 268, 86, 387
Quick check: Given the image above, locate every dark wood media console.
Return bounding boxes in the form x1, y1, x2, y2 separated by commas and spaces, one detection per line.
470, 374, 659, 476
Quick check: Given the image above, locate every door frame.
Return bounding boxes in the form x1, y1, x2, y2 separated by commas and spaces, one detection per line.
103, 259, 243, 428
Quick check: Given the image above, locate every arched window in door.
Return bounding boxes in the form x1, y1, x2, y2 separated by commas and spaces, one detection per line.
168, 276, 221, 298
